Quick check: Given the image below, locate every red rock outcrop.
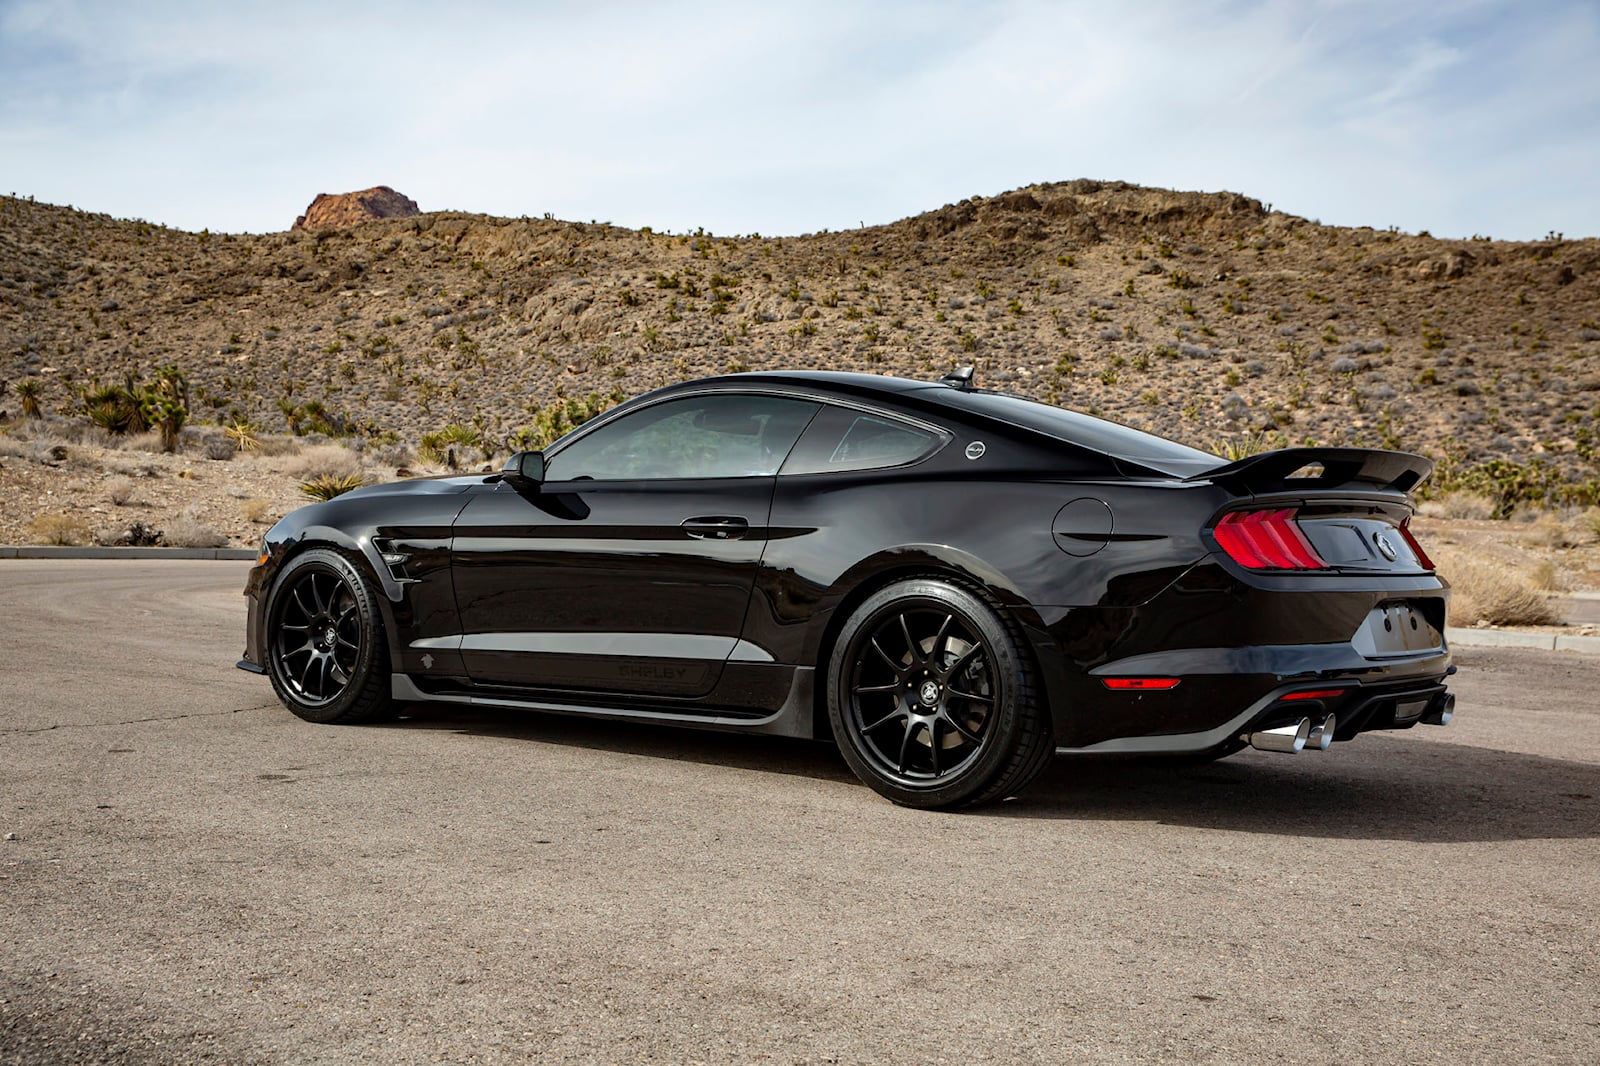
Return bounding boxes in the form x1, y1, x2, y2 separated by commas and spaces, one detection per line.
292, 186, 420, 231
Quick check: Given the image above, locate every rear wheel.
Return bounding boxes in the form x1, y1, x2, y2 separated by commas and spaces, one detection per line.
264, 548, 396, 725
827, 578, 1053, 809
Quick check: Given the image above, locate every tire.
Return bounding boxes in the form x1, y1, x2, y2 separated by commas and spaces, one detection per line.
826, 577, 1053, 809
263, 547, 396, 725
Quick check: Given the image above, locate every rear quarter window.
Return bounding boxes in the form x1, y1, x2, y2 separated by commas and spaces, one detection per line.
781, 406, 947, 475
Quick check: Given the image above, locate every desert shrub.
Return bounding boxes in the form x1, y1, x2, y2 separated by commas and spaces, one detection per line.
163, 516, 228, 548
300, 473, 367, 501
30, 512, 91, 545
223, 421, 260, 452
1521, 512, 1581, 549
106, 476, 137, 506
270, 442, 364, 480
11, 378, 44, 418
504, 393, 616, 453
201, 434, 237, 461
1435, 458, 1563, 518
116, 429, 166, 453
252, 434, 302, 457
1529, 558, 1560, 591
369, 440, 414, 468
418, 423, 488, 467
1419, 490, 1497, 520
240, 498, 274, 523
1209, 430, 1270, 460
1438, 551, 1558, 627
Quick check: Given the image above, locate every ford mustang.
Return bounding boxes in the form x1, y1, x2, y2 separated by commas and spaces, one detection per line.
238, 368, 1455, 808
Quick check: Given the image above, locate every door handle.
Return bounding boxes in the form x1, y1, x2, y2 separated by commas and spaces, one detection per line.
681, 516, 750, 540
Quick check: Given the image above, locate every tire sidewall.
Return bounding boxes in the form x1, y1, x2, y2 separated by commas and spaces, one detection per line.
264, 548, 386, 724
827, 578, 1029, 808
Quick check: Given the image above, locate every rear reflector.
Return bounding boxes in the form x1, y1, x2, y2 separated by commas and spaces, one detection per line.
1280, 688, 1348, 701
1211, 508, 1328, 570
1102, 678, 1181, 690
1398, 518, 1434, 571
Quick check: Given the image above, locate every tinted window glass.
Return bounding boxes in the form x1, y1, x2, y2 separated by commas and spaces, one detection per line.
546, 394, 820, 481
916, 388, 1220, 475
782, 405, 945, 475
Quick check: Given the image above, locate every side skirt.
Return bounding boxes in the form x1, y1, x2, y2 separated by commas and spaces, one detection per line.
389, 668, 816, 739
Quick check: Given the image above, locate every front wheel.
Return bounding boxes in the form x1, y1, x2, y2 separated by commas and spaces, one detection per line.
826, 578, 1053, 809
264, 547, 396, 725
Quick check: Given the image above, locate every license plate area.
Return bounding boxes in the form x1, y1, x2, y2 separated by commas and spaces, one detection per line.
1352, 603, 1443, 658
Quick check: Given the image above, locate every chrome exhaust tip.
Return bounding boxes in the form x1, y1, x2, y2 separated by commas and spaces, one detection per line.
1305, 713, 1336, 751
1422, 693, 1454, 727
1246, 718, 1311, 753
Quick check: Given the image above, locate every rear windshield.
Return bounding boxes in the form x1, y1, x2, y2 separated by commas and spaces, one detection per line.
919, 389, 1223, 476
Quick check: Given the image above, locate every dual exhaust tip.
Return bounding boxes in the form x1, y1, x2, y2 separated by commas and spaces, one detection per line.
1247, 714, 1335, 754
1245, 692, 1456, 753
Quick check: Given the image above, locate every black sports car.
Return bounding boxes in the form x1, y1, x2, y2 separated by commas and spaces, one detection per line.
238, 368, 1454, 808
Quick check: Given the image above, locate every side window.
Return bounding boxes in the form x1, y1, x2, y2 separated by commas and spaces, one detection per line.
781, 405, 946, 475
545, 394, 820, 481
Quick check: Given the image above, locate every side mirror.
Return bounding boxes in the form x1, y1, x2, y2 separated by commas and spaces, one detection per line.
502, 450, 545, 490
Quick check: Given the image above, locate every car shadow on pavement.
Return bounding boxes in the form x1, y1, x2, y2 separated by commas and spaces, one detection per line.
381, 704, 1598, 844
1011, 738, 1600, 843
382, 701, 861, 785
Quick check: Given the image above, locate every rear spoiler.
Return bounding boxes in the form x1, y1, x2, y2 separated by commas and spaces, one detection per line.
1184, 447, 1434, 497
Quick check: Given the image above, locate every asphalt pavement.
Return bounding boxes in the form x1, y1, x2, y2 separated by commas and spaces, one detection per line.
2, 560, 1597, 1064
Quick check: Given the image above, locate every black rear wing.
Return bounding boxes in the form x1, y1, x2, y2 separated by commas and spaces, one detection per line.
1185, 447, 1434, 497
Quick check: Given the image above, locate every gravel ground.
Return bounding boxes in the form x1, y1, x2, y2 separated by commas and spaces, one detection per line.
1, 561, 1597, 1064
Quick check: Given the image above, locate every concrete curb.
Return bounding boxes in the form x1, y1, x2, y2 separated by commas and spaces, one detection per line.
1447, 626, 1600, 654
0, 546, 256, 561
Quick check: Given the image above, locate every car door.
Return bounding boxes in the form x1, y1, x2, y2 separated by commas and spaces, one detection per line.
449, 392, 820, 699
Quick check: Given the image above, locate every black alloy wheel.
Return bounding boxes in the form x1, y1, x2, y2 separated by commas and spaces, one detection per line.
828, 578, 1052, 809
265, 548, 395, 724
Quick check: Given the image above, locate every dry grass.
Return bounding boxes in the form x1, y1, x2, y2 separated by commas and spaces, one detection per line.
1419, 491, 1497, 520
1437, 549, 1560, 627
29, 512, 91, 546
106, 476, 137, 505
163, 515, 228, 548
239, 497, 275, 524
116, 429, 166, 453
260, 442, 364, 481
253, 435, 304, 457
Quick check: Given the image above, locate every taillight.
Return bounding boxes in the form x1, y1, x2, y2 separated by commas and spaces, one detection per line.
1398, 518, 1434, 571
1211, 508, 1328, 570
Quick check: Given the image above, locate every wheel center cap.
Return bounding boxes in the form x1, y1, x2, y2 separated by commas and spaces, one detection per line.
919, 681, 941, 706
322, 626, 338, 648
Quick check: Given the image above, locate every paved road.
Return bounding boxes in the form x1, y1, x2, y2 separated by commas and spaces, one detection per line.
2, 560, 1597, 1065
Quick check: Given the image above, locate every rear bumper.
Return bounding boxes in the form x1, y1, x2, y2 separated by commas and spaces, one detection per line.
1056, 669, 1452, 755
1038, 559, 1453, 750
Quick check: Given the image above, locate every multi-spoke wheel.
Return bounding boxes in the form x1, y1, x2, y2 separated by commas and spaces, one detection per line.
827, 578, 1053, 809
264, 548, 395, 724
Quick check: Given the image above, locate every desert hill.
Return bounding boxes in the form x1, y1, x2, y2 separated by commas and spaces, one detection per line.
2, 179, 1598, 500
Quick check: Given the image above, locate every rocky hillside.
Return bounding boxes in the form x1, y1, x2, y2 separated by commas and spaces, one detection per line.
2, 180, 1598, 491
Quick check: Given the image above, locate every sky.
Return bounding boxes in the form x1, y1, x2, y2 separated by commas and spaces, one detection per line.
1, 0, 1597, 240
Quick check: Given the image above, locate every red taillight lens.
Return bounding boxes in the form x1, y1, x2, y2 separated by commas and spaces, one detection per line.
1398, 518, 1434, 571
1102, 678, 1181, 690
1280, 687, 1348, 701
1211, 508, 1328, 570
